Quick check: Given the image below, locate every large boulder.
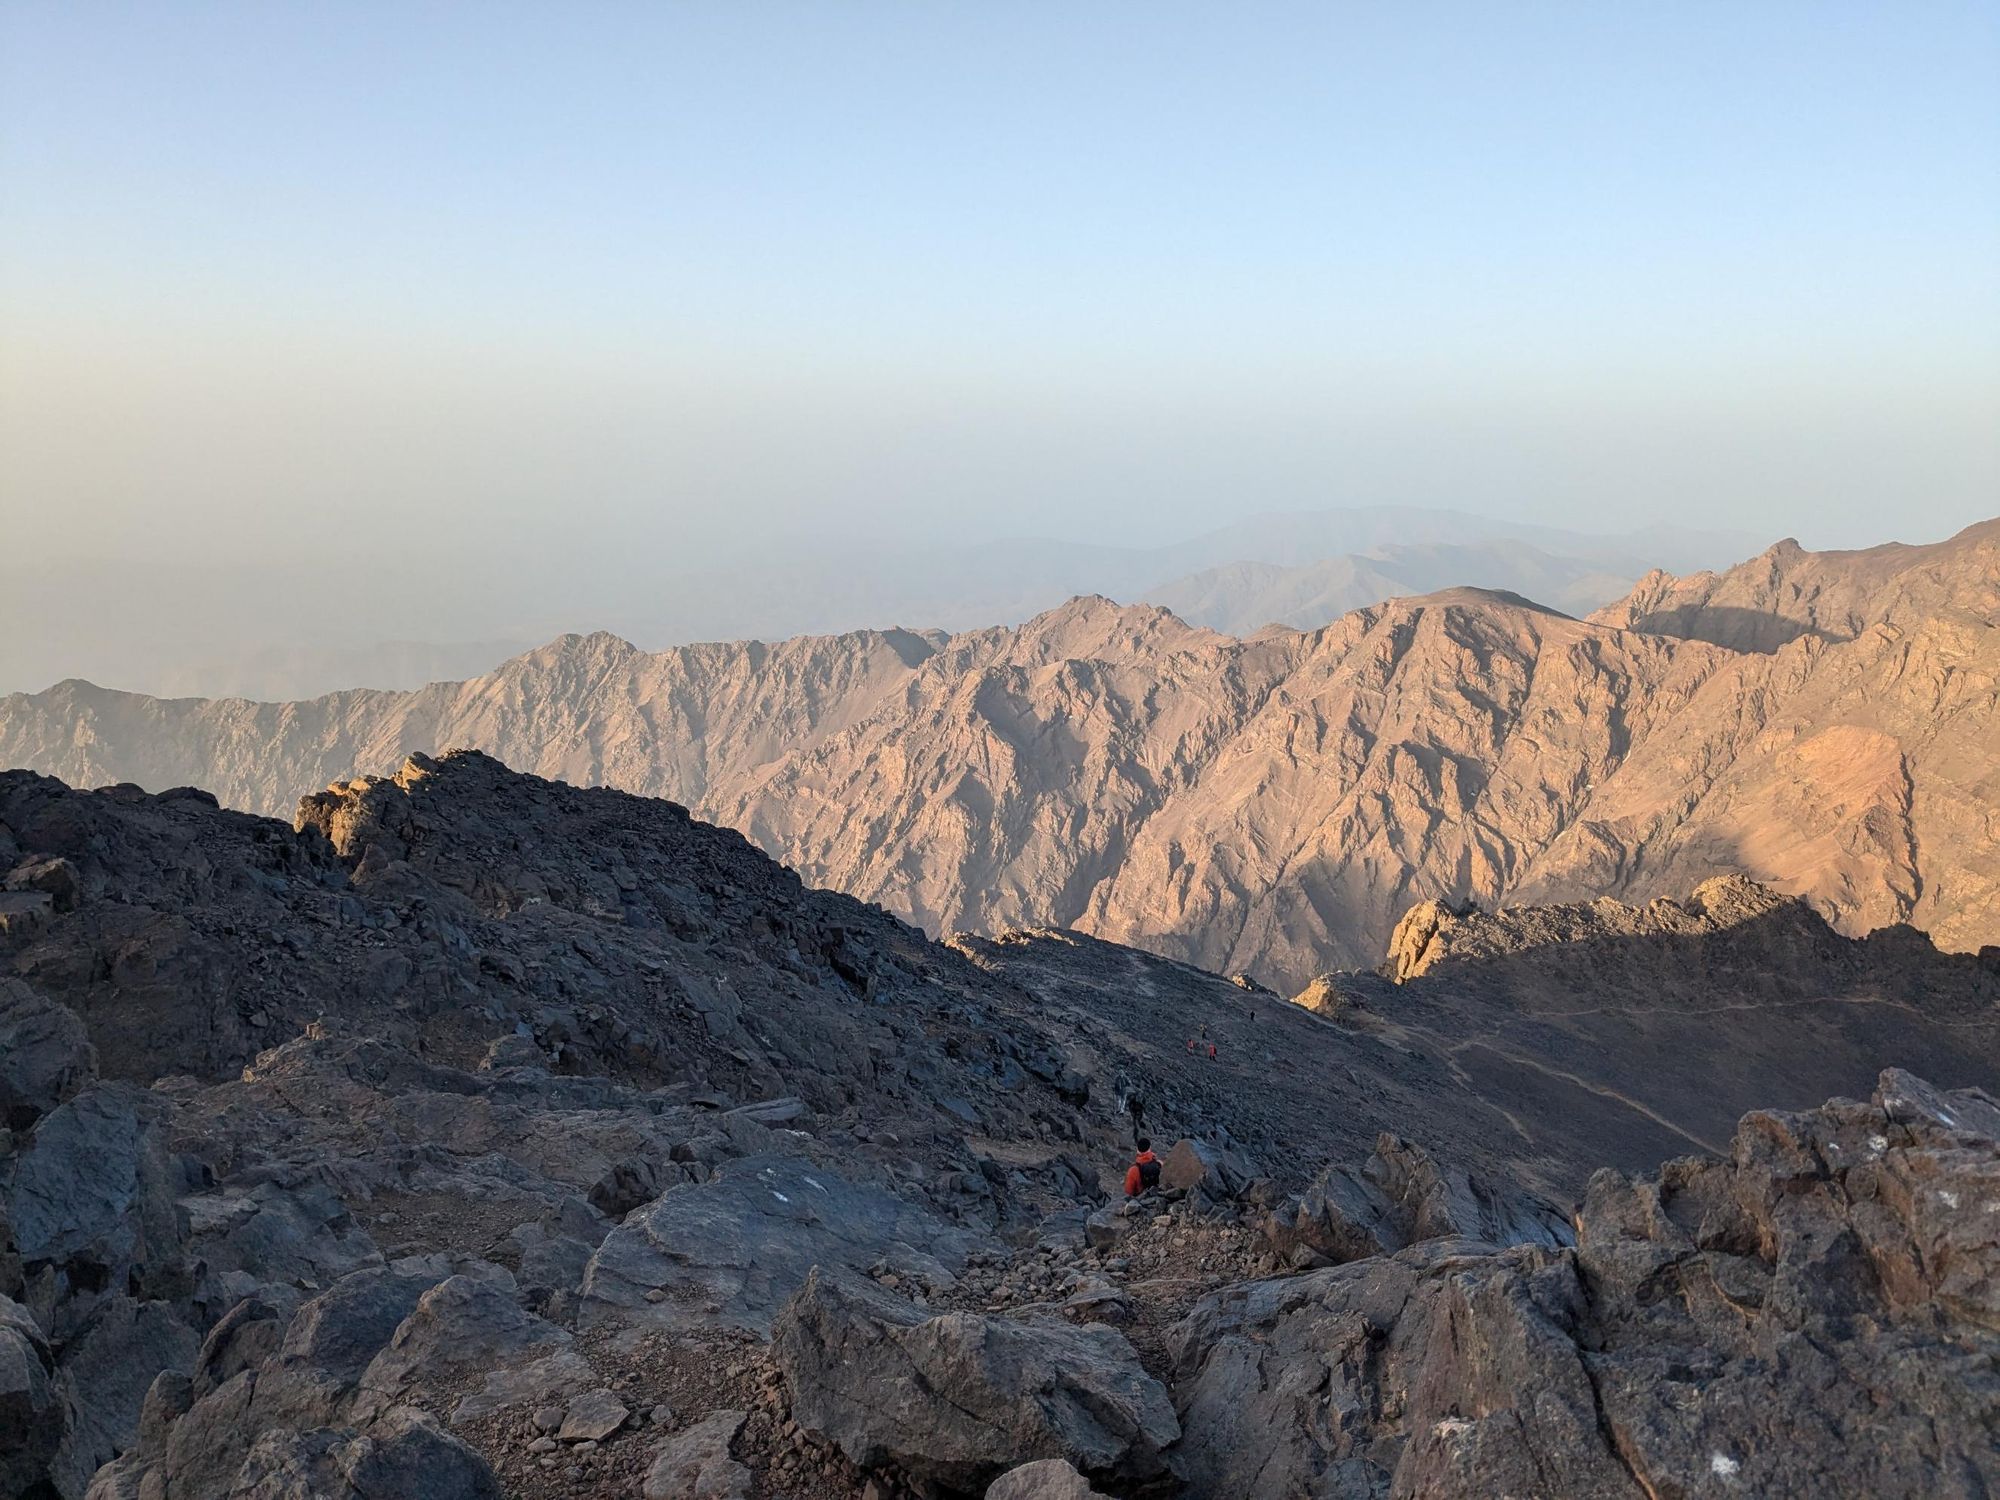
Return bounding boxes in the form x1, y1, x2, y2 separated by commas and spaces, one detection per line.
87, 1265, 454, 1500
0, 1295, 64, 1500
985, 1458, 1111, 1499
49, 1296, 200, 1498
354, 1272, 572, 1415
641, 1408, 753, 1500
1263, 1132, 1572, 1267
1287, 973, 1347, 1017
226, 1405, 500, 1499
3, 857, 81, 914
185, 1173, 383, 1319
3, 1084, 187, 1336
1169, 1236, 1499, 1498
579, 1154, 972, 1335
0, 979, 94, 1130
774, 1268, 1178, 1492
1174, 1071, 2000, 1499
1158, 1133, 1261, 1201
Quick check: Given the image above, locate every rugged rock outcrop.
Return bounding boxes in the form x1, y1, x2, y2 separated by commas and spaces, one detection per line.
773, 1268, 1178, 1492
981, 1458, 1110, 1500
1171, 1068, 2000, 1499
640, 1408, 752, 1500
0, 978, 93, 1128
0, 1295, 63, 1498
5, 520, 1995, 988
3, 752, 1997, 1498
579, 1155, 974, 1336
1262, 1133, 1573, 1269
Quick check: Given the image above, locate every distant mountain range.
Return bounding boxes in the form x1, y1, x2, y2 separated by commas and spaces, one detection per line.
0, 507, 1759, 699
5, 518, 1993, 987
1145, 539, 1634, 632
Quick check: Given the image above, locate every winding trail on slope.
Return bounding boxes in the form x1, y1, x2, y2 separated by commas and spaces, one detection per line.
1444, 1038, 1726, 1155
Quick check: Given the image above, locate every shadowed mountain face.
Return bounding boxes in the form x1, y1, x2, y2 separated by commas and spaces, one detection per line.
2, 521, 1996, 988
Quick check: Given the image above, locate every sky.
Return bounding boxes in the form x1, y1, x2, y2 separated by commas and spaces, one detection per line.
2, 2, 1997, 689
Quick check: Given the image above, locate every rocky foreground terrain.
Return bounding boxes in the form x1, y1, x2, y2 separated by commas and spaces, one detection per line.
3, 750, 1998, 1497
3, 521, 1996, 994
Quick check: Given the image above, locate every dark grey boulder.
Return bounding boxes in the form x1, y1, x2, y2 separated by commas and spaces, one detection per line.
1174, 1070, 2000, 1500
0, 1295, 63, 1500
579, 1154, 972, 1336
0, 979, 94, 1130
4, 1083, 187, 1336
1262, 1132, 1572, 1267
355, 1271, 568, 1408
49, 1296, 199, 1499
185, 1173, 382, 1318
985, 1458, 1111, 1498
1159, 1133, 1260, 1201
640, 1408, 752, 1500
3, 857, 81, 914
774, 1267, 1178, 1492
228, 1405, 500, 1499
1169, 1236, 1499, 1498
87, 1266, 453, 1500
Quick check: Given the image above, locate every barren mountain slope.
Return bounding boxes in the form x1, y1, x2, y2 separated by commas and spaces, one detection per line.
1073, 592, 1730, 977
3, 524, 1996, 988
741, 591, 1734, 979
8, 754, 1996, 1498
1592, 515, 2000, 650
0, 624, 943, 817
1537, 517, 2000, 947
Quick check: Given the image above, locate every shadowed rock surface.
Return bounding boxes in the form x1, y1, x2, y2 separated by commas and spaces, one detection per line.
1261, 1133, 1574, 1269
0, 751, 1995, 1497
773, 1267, 1178, 1492
1170, 1069, 2000, 1499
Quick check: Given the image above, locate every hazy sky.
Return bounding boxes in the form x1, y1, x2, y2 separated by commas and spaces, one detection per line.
3, 3, 1997, 686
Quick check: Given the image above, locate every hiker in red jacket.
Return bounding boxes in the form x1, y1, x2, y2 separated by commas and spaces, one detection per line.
1124, 1139, 1161, 1197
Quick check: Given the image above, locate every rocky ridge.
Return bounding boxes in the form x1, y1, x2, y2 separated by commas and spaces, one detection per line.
1, 753, 1996, 1497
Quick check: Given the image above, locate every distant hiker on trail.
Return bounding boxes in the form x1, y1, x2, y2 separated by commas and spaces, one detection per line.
1125, 1138, 1161, 1197
1120, 1086, 1147, 1145
1187, 1022, 1216, 1059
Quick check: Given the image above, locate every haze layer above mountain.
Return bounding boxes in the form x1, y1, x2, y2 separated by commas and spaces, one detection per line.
2, 520, 1993, 989
2, 509, 1758, 699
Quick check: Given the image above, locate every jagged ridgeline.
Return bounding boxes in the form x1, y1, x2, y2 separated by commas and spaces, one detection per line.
4, 519, 1997, 992
2, 751, 1997, 1497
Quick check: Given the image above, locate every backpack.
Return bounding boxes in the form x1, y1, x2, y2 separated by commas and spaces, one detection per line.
1137, 1155, 1162, 1191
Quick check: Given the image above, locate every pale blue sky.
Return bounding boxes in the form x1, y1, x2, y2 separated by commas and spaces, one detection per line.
2, 2, 1996, 667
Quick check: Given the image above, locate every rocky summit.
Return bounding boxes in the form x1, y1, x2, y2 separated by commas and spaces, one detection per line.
3, 520, 1996, 993
1, 750, 1997, 1498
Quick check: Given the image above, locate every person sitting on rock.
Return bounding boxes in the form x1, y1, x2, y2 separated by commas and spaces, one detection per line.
1186, 1022, 1217, 1059
1124, 1138, 1161, 1197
